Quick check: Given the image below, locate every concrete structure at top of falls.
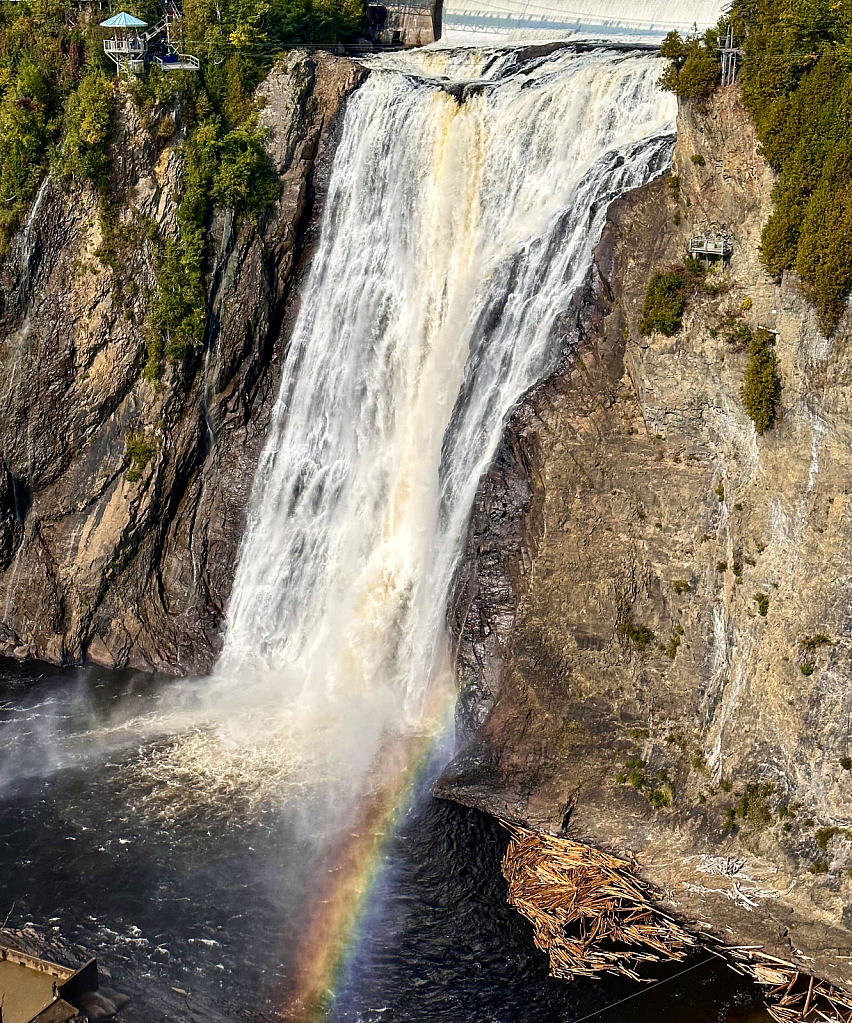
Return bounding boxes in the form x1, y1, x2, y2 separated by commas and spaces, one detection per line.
380, 0, 726, 64
440, 0, 728, 44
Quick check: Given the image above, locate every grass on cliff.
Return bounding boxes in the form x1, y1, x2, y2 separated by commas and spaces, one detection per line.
617, 615, 655, 651
729, 0, 852, 333
125, 430, 156, 482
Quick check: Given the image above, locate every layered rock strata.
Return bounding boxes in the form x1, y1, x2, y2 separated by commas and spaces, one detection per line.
439, 87, 852, 988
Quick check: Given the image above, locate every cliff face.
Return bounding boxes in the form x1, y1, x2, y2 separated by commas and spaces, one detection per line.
439, 87, 852, 987
0, 52, 365, 673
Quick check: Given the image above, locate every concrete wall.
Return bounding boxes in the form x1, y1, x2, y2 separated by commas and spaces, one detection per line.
440, 0, 727, 45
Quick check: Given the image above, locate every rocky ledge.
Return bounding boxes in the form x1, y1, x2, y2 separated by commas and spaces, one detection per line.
438, 86, 852, 989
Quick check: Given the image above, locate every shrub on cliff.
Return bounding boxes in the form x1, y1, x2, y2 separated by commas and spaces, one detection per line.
741, 327, 780, 433
659, 29, 721, 99
0, 62, 50, 245
61, 68, 114, 190
639, 258, 706, 336
0, 1, 96, 248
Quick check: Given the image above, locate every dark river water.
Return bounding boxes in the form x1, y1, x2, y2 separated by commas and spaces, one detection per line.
0, 661, 772, 1023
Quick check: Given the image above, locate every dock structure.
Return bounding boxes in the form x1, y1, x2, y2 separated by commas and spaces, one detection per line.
690, 232, 732, 263
0, 945, 99, 1023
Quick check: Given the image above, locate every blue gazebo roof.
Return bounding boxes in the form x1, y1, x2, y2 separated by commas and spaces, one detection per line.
100, 12, 148, 27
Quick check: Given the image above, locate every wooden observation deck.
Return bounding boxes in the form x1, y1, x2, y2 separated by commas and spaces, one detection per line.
689, 233, 732, 262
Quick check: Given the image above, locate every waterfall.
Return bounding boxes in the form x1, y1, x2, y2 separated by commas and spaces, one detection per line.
212, 47, 676, 800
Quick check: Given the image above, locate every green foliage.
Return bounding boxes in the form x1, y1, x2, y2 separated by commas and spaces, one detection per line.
615, 772, 627, 784
754, 592, 770, 616
0, 61, 50, 247
212, 118, 279, 215
841, 756, 852, 771
801, 633, 831, 652
736, 782, 775, 830
659, 29, 722, 99
716, 482, 725, 502
60, 67, 114, 190
722, 807, 737, 832
144, 113, 278, 378
665, 627, 684, 659
809, 860, 829, 875
0, 0, 108, 248
733, 0, 852, 332
618, 617, 655, 651
816, 825, 843, 851
628, 771, 645, 790
672, 579, 691, 595
649, 787, 673, 809
639, 270, 686, 336
800, 660, 816, 676
691, 153, 706, 166
741, 327, 780, 433
625, 757, 646, 769
639, 258, 707, 336
125, 430, 155, 482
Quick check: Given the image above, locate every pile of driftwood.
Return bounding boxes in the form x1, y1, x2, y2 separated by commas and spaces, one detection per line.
501, 824, 696, 981
721, 946, 852, 1023
501, 823, 852, 1022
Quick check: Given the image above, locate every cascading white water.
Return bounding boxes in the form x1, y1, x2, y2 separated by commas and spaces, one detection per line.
211, 47, 676, 797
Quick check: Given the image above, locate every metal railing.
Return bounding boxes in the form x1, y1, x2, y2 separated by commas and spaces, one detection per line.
690, 235, 731, 257
152, 52, 200, 69
104, 36, 146, 55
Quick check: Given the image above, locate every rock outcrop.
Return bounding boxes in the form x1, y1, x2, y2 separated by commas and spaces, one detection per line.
0, 52, 365, 673
439, 86, 852, 988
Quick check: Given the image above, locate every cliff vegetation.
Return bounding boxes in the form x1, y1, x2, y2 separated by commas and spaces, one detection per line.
0, 0, 364, 377
662, 0, 852, 334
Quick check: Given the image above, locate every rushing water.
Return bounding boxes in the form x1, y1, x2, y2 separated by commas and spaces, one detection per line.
0, 44, 771, 1023
215, 45, 677, 801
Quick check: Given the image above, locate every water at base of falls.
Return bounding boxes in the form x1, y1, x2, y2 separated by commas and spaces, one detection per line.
0, 45, 771, 1023
0, 662, 772, 1023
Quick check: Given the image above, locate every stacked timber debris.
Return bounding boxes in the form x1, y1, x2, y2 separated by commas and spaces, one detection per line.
721, 946, 852, 1023
500, 824, 697, 981
501, 824, 852, 1023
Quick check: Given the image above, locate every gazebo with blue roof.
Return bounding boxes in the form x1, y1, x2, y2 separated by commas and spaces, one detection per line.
100, 5, 199, 73
100, 10, 148, 71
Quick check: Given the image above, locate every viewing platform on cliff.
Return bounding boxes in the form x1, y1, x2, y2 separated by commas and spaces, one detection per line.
689, 233, 731, 262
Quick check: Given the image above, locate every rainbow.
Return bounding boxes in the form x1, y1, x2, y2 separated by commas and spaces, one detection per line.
275, 705, 455, 1021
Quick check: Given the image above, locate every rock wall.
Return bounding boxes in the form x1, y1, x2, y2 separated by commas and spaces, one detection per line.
438, 86, 852, 988
0, 52, 366, 673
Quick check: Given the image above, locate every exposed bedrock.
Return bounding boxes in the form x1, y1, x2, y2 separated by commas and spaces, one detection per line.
0, 52, 366, 673
438, 87, 852, 987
